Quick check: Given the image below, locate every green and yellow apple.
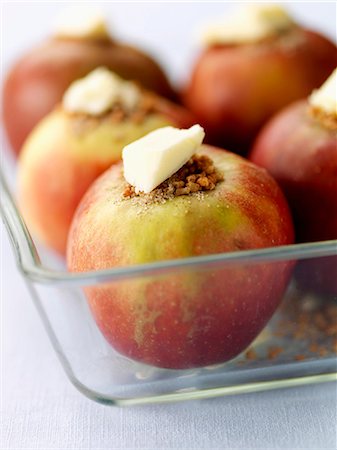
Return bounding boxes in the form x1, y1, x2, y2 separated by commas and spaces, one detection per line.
18, 70, 195, 255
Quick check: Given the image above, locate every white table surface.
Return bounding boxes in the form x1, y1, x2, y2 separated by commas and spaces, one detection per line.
1, 2, 337, 449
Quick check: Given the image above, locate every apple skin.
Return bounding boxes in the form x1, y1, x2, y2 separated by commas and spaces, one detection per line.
67, 146, 294, 369
184, 28, 337, 154
18, 98, 195, 255
3, 37, 176, 155
249, 100, 337, 295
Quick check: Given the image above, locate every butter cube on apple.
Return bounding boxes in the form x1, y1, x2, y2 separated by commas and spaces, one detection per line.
309, 68, 337, 116
63, 67, 140, 116
54, 6, 109, 40
122, 125, 205, 193
201, 4, 294, 45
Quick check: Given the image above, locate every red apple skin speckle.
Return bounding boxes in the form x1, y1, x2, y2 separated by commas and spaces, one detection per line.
67, 146, 294, 369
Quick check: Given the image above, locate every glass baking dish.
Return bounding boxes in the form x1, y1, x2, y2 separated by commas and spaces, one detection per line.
1, 142, 337, 407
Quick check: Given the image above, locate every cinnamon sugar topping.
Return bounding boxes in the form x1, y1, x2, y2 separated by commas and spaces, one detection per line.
69, 91, 159, 135
309, 106, 337, 131
123, 154, 224, 201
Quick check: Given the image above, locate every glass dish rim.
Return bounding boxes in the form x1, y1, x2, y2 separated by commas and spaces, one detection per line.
63, 371, 337, 407
1, 168, 337, 287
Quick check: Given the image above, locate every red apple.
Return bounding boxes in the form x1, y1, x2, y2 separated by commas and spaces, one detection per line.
3, 35, 175, 155
250, 100, 337, 294
18, 92, 195, 255
67, 145, 294, 369
184, 28, 336, 154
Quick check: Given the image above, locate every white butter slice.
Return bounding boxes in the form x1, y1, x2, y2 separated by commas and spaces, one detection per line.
54, 6, 110, 39
122, 125, 205, 193
63, 67, 140, 116
309, 68, 337, 116
201, 5, 294, 46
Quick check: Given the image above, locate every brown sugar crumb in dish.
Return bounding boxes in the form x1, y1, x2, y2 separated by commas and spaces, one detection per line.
244, 349, 257, 360
267, 346, 283, 360
274, 293, 337, 360
123, 154, 224, 202
242, 292, 337, 364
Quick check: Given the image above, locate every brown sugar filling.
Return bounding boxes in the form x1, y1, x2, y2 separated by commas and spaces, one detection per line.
309, 106, 337, 131
66, 90, 159, 135
123, 154, 224, 202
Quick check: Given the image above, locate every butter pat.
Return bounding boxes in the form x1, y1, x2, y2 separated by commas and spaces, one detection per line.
309, 69, 337, 117
201, 5, 294, 45
54, 6, 110, 40
63, 67, 140, 116
123, 125, 205, 193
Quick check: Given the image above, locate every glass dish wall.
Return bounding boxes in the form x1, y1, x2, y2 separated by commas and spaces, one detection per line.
1, 151, 336, 406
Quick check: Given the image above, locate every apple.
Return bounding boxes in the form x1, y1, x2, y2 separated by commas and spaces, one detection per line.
67, 145, 294, 369
184, 9, 336, 154
249, 81, 337, 294
18, 73, 195, 255
250, 100, 337, 243
2, 13, 175, 155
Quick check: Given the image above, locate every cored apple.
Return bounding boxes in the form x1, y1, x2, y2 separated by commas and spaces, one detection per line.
2, 11, 175, 154
67, 144, 294, 369
184, 6, 336, 154
250, 100, 336, 243
249, 72, 337, 295
18, 70, 195, 255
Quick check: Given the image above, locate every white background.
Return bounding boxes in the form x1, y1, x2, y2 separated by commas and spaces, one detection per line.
1, 2, 337, 449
